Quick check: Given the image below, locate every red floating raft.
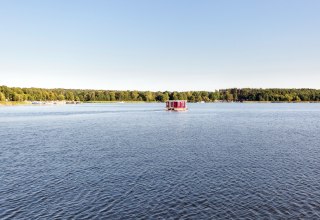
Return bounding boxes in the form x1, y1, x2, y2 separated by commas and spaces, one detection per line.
165, 100, 188, 111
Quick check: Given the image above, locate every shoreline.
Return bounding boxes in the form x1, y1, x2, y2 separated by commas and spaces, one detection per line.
1, 100, 320, 106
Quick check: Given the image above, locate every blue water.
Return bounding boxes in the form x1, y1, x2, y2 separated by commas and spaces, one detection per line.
1, 103, 320, 219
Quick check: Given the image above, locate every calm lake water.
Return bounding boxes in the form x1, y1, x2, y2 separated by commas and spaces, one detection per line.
1, 103, 320, 219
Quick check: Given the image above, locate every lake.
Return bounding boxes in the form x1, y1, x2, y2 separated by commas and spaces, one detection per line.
1, 103, 320, 219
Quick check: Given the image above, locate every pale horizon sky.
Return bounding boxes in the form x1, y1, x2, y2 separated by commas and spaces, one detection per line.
1, 0, 320, 91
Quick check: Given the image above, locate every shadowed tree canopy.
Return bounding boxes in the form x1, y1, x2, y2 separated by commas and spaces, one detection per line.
1, 86, 320, 102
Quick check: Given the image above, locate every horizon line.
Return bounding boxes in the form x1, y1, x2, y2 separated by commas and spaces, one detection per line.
1, 84, 320, 92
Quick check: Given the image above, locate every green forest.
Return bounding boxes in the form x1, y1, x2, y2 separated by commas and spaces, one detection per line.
1, 85, 320, 102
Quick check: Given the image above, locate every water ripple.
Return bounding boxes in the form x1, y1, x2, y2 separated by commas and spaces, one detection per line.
1, 103, 320, 219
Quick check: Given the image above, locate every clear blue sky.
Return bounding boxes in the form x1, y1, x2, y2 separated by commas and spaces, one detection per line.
1, 0, 320, 91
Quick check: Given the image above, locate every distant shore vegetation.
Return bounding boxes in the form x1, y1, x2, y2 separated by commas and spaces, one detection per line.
1, 85, 320, 103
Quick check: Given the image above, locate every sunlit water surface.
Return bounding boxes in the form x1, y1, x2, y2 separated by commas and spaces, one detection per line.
1, 103, 320, 219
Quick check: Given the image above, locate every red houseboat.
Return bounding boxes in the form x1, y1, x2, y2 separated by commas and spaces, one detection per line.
166, 100, 187, 111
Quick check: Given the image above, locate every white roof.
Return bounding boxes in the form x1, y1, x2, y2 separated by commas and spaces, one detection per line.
166, 100, 187, 102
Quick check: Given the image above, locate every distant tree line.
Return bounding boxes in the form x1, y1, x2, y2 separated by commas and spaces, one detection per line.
1, 85, 320, 102
219, 88, 320, 102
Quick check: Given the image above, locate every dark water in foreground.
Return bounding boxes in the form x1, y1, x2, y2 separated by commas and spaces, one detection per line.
1, 103, 320, 219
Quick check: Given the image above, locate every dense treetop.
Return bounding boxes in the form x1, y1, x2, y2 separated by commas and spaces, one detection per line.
1, 85, 320, 102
